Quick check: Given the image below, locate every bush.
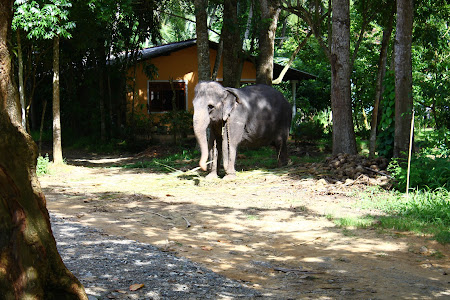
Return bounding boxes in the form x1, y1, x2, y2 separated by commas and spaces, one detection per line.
397, 189, 450, 227
160, 110, 193, 140
388, 151, 450, 191
292, 112, 330, 141
37, 154, 50, 176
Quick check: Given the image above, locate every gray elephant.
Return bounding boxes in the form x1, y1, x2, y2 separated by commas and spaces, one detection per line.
193, 81, 292, 179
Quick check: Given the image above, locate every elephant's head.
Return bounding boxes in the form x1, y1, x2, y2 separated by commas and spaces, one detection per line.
193, 81, 240, 171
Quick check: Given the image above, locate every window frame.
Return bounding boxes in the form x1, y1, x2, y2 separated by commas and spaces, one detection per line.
147, 80, 188, 113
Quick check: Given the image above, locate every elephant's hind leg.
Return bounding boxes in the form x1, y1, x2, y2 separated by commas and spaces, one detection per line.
275, 137, 289, 167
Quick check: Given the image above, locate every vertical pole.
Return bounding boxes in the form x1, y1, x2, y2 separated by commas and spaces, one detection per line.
406, 110, 415, 197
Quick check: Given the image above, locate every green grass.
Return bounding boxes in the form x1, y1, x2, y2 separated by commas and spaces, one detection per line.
354, 188, 450, 244
236, 147, 278, 170
333, 215, 377, 229
121, 149, 199, 172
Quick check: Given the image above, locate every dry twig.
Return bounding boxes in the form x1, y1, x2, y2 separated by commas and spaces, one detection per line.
182, 216, 191, 228
274, 267, 323, 274
151, 212, 172, 220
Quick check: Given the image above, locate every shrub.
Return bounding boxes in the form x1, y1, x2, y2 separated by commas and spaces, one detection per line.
388, 151, 450, 191
292, 114, 328, 141
37, 154, 50, 176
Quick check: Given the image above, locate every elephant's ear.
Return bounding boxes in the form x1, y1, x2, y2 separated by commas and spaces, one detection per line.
222, 88, 241, 122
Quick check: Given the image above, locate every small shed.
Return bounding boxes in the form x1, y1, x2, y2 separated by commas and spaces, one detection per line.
127, 39, 315, 119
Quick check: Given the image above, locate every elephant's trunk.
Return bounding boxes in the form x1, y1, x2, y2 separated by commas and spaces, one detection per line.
193, 109, 210, 171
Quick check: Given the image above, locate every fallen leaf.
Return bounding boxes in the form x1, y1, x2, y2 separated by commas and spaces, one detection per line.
201, 246, 213, 251
129, 283, 145, 291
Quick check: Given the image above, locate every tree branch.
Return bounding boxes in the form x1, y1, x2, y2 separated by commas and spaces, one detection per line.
273, 30, 312, 84
155, 9, 221, 37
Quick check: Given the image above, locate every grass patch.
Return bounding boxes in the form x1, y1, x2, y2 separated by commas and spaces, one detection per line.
356, 188, 450, 243
334, 215, 377, 229
246, 215, 259, 221
236, 147, 278, 170
121, 149, 199, 172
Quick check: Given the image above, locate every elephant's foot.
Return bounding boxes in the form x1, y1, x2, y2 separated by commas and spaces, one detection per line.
205, 172, 219, 180
277, 158, 290, 167
223, 173, 237, 181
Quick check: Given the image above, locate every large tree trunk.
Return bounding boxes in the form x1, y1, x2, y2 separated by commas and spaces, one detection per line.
52, 35, 63, 164
394, 0, 414, 158
369, 5, 395, 158
330, 0, 357, 155
194, 0, 211, 81
0, 2, 87, 298
256, 0, 281, 86
222, 0, 241, 88
16, 30, 26, 129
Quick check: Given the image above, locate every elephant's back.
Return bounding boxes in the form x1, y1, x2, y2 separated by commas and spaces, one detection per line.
239, 85, 292, 145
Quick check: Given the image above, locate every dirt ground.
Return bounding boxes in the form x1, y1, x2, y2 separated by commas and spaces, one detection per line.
40, 149, 450, 299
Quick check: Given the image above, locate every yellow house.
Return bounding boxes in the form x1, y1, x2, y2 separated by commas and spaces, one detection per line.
127, 39, 315, 119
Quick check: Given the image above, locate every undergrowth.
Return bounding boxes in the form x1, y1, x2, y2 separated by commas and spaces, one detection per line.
37, 154, 51, 176
121, 149, 199, 172
353, 187, 450, 244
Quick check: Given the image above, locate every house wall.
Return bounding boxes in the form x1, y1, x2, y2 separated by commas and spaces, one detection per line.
127, 45, 257, 120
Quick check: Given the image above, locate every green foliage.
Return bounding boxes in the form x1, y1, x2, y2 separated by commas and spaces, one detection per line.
292, 117, 326, 141
416, 127, 450, 156
122, 148, 198, 172
332, 215, 377, 229
356, 187, 450, 243
376, 71, 395, 158
236, 147, 278, 170
160, 0, 195, 42
388, 151, 450, 191
159, 110, 193, 141
378, 189, 450, 244
131, 110, 154, 140
13, 0, 76, 40
291, 109, 331, 141
413, 1, 450, 130
397, 190, 450, 226
36, 154, 50, 176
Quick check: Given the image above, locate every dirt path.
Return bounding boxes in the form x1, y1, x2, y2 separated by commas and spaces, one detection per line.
40, 153, 449, 299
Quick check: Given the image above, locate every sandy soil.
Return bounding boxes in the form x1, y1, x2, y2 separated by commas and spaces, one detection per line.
40, 151, 450, 299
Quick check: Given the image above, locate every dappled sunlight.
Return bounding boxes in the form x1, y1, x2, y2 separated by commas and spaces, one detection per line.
41, 161, 450, 299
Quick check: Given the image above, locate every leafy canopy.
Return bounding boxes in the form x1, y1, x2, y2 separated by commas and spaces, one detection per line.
13, 0, 75, 39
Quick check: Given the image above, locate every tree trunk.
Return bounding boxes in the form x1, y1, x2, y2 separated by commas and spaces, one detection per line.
0, 2, 87, 298
39, 99, 47, 156
330, 0, 357, 155
222, 0, 241, 88
52, 35, 63, 164
211, 38, 223, 81
256, 0, 281, 86
16, 30, 26, 129
194, 0, 211, 81
394, 0, 414, 158
369, 6, 395, 158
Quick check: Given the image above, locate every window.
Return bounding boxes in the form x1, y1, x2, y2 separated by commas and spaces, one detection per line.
148, 81, 186, 113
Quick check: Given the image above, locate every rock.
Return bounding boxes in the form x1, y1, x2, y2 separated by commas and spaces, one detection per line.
419, 246, 428, 254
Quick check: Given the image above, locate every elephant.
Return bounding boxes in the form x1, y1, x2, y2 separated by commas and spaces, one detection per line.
193, 81, 292, 179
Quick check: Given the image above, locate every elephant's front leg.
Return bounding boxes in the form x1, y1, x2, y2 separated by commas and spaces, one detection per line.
207, 131, 221, 179
222, 123, 239, 179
